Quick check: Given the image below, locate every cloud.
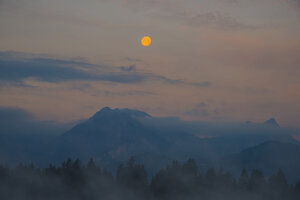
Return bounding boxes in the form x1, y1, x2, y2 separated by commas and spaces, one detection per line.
270, 0, 300, 8
289, 0, 300, 7
138, 113, 300, 140
122, 57, 143, 62
184, 109, 210, 117
0, 52, 100, 83
184, 102, 211, 117
226, 0, 300, 8
0, 51, 212, 87
119, 0, 184, 12
0, 107, 33, 121
198, 102, 208, 107
186, 12, 256, 30
102, 90, 155, 96
120, 64, 136, 72
0, 107, 72, 135
190, 81, 212, 87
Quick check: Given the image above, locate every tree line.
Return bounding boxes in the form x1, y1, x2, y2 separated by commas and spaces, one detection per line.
0, 157, 300, 200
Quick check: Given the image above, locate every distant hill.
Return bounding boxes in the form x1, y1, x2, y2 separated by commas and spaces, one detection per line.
50, 107, 299, 174
220, 141, 300, 183
54, 107, 206, 164
264, 118, 279, 127
0, 107, 299, 182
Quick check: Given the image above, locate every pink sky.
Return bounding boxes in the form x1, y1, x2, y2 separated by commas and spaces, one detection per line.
0, 0, 299, 128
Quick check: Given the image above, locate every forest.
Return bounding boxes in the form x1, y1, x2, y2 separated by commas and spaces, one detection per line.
0, 157, 300, 200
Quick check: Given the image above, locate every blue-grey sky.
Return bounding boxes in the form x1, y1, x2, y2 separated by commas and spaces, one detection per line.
0, 0, 299, 128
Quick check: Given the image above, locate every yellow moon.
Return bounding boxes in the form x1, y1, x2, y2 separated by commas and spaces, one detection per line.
141, 36, 151, 46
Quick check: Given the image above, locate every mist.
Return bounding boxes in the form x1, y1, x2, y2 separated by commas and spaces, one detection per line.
1, 157, 300, 200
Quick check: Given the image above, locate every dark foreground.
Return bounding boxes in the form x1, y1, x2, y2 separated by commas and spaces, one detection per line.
0, 158, 300, 200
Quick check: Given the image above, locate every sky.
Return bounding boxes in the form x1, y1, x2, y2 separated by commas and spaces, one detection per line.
0, 0, 299, 128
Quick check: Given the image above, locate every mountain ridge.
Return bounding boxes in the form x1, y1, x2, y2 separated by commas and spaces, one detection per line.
264, 118, 279, 127
1, 107, 299, 183
220, 141, 300, 183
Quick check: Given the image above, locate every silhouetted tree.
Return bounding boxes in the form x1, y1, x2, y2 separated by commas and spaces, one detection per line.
87, 158, 99, 172
205, 168, 216, 188
269, 169, 289, 199
295, 181, 300, 194
117, 157, 147, 190
238, 168, 250, 191
249, 169, 266, 194
216, 168, 233, 190
0, 158, 299, 200
182, 159, 197, 177
0, 165, 9, 181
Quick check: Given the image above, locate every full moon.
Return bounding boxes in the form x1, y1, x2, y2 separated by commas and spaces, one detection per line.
141, 36, 151, 47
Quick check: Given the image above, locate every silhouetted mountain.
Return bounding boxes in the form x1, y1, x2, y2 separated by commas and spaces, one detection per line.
50, 107, 298, 174
0, 107, 299, 181
264, 118, 279, 127
220, 141, 300, 183
54, 107, 208, 166
56, 107, 165, 161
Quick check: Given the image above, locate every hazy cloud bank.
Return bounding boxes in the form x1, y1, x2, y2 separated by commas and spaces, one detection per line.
0, 51, 211, 87
0, 107, 73, 135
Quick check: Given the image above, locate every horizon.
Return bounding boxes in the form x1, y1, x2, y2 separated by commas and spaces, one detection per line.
0, 105, 284, 126
3, 105, 300, 142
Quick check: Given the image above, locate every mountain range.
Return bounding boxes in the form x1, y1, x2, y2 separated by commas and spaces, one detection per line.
220, 141, 300, 183
0, 107, 299, 182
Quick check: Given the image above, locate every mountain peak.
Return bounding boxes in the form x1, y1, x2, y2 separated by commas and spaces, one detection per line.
100, 106, 112, 111
264, 118, 279, 127
91, 107, 150, 121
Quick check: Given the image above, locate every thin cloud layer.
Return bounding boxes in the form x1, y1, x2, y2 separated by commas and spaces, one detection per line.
0, 107, 72, 135
186, 12, 256, 30
0, 51, 211, 87
290, 0, 300, 7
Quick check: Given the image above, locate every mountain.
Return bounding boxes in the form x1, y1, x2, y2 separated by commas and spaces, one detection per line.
220, 141, 300, 183
50, 107, 298, 171
264, 118, 279, 127
53, 107, 208, 165
0, 107, 299, 180
55, 107, 164, 160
